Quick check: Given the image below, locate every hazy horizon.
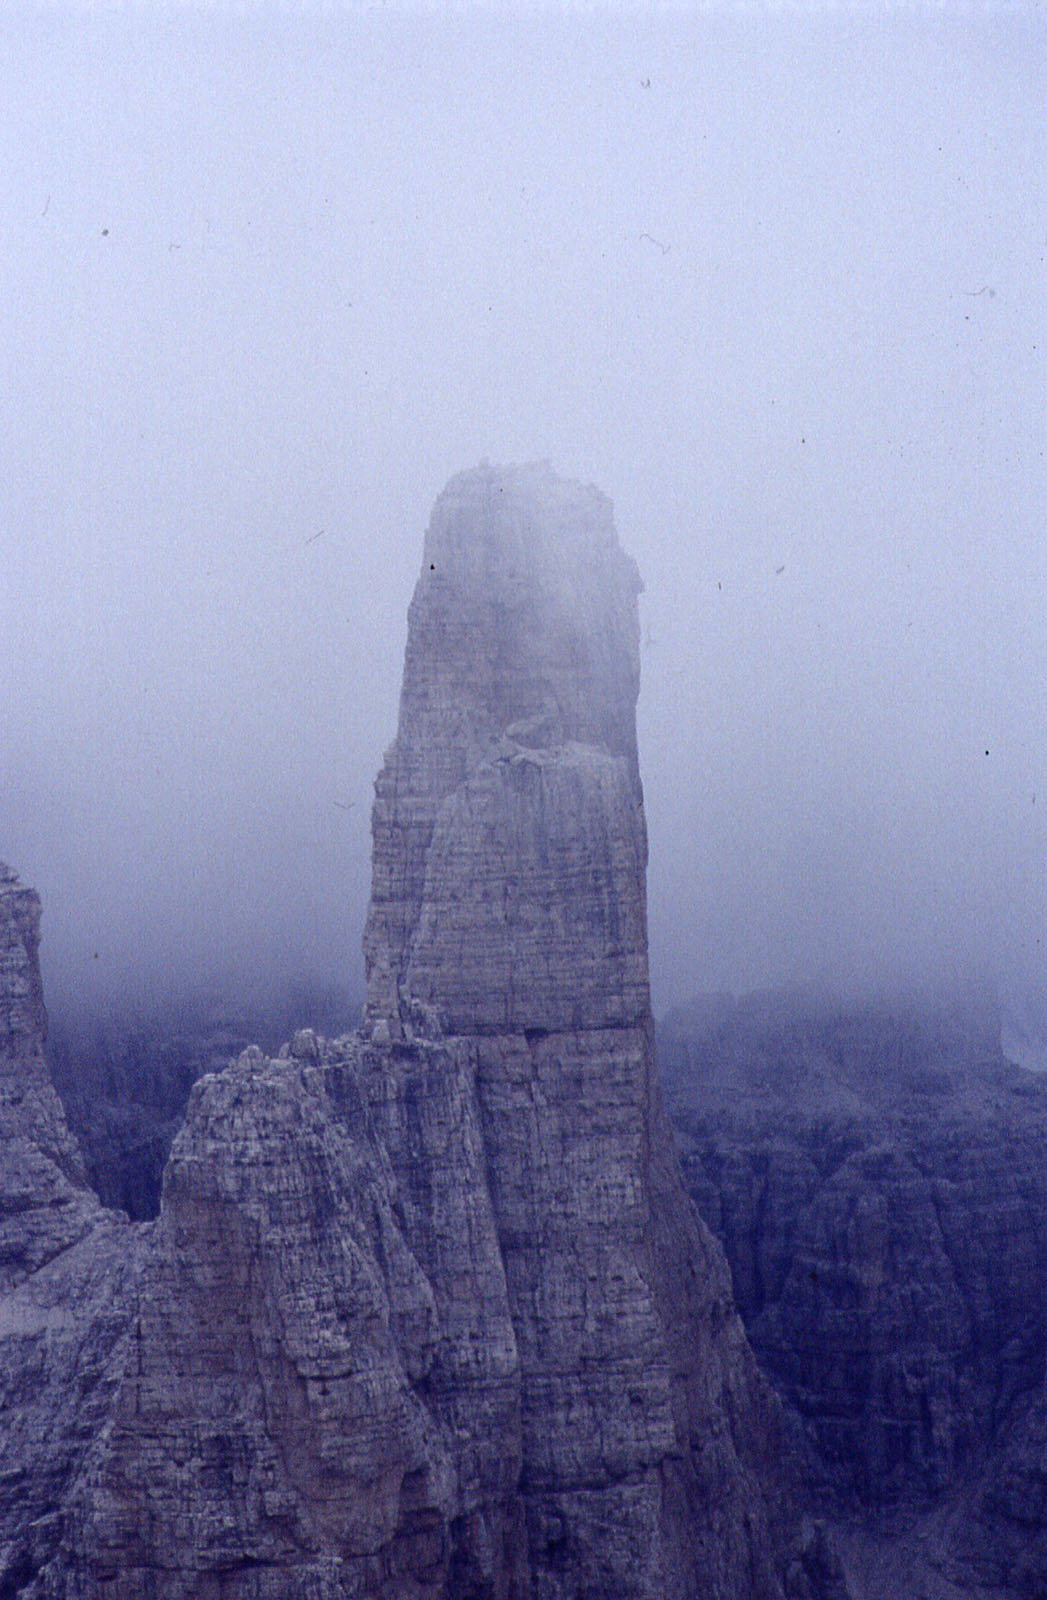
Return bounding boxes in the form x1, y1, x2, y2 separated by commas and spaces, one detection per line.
4, 4, 1045, 1025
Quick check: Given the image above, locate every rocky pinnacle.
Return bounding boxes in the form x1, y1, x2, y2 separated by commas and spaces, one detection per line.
8, 468, 803, 1600
364, 460, 647, 1041
362, 462, 790, 1598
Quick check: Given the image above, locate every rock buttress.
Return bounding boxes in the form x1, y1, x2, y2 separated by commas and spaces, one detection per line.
363, 463, 793, 1599
44, 1042, 526, 1600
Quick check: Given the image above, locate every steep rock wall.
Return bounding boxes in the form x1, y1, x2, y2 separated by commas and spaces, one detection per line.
662, 993, 1047, 1510
360, 463, 793, 1599
0, 864, 95, 1282
46, 1038, 525, 1600
0, 867, 139, 1595
661, 990, 1047, 1597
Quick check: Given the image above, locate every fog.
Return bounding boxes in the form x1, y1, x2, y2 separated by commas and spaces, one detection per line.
3, 5, 1045, 1025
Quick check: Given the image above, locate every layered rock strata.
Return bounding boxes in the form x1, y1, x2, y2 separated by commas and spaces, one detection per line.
48, 1035, 523, 1600
0, 863, 95, 1280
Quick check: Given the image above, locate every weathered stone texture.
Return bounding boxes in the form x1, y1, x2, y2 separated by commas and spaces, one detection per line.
359, 463, 793, 1599
48, 980, 359, 1220
6, 466, 822, 1599
0, 864, 96, 1285
364, 462, 643, 1038
662, 989, 1047, 1596
0, 866, 139, 1595
46, 1042, 517, 1600
404, 744, 650, 1037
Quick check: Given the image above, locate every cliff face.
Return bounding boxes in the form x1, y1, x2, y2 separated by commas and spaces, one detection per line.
26, 464, 807, 1600
49, 1038, 517, 1600
0, 867, 139, 1595
0, 863, 93, 1281
364, 463, 645, 1040
661, 990, 1047, 1596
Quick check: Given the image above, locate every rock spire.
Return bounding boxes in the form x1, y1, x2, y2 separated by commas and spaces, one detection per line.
364, 460, 647, 1039
360, 462, 791, 1597
7, 467, 806, 1600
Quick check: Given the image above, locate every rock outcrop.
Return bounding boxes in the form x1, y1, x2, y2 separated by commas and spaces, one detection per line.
22, 464, 812, 1599
364, 464, 645, 1041
11, 465, 1047, 1599
0, 863, 96, 1281
48, 979, 359, 1219
48, 1038, 511, 1600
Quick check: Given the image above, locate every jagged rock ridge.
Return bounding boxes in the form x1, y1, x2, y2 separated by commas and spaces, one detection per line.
47, 978, 361, 1219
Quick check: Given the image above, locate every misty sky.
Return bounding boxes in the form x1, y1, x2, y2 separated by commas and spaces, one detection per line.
3, 3, 1045, 1021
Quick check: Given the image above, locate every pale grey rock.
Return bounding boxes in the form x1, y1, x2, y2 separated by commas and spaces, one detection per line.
359, 463, 797, 1599
43, 1049, 492, 1599
13, 466, 835, 1598
0, 867, 96, 1285
404, 742, 649, 1036
47, 979, 359, 1220
0, 1215, 142, 1597
291, 1027, 320, 1061
0, 868, 139, 1594
364, 461, 643, 1040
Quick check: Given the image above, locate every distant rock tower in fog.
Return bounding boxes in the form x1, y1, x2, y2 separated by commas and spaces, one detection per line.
364, 460, 647, 1040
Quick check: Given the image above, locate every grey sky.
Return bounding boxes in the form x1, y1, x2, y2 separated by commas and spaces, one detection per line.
3, 4, 1044, 1018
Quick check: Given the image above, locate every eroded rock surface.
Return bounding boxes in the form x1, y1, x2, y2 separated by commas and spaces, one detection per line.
661, 988, 1047, 1597
5, 464, 868, 1600
47, 1038, 522, 1600
48, 979, 360, 1219
360, 462, 795, 1598
0, 866, 139, 1595
27, 465, 809, 1599
0, 864, 96, 1283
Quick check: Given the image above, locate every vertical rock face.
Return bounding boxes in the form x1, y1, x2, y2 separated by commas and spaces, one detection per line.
362, 463, 790, 1598
364, 462, 645, 1038
662, 992, 1047, 1513
662, 990, 1047, 1596
0, 866, 138, 1595
0, 863, 93, 1281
